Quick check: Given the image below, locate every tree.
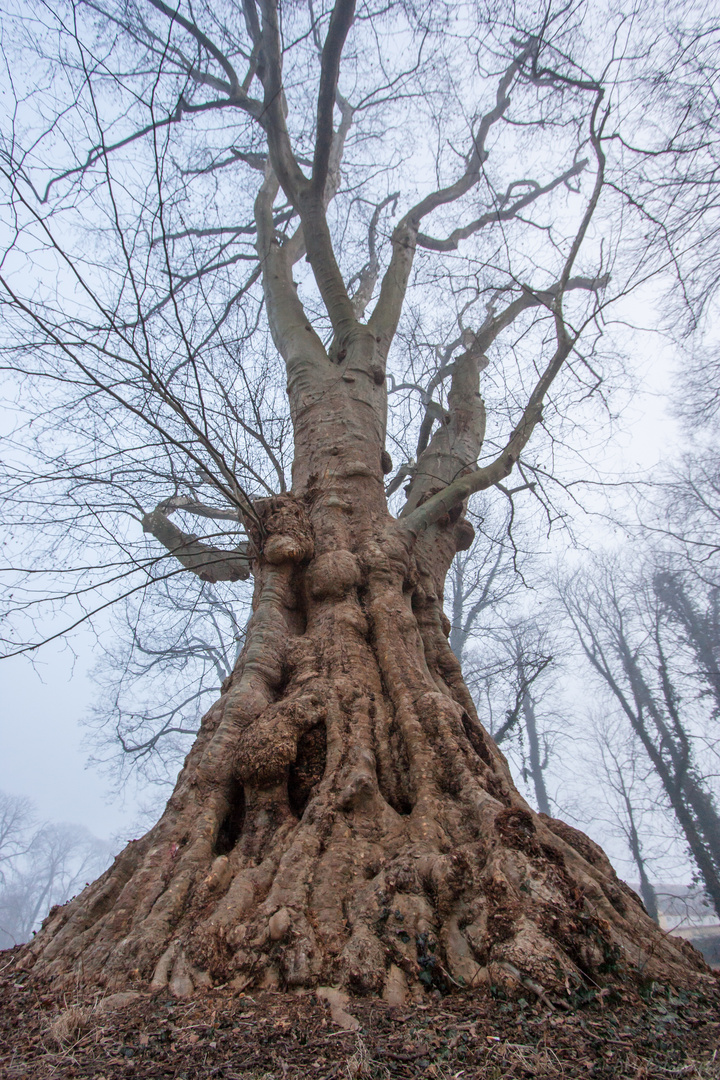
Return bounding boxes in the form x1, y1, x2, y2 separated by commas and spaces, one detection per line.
462, 608, 559, 816
446, 516, 518, 670
611, 14, 720, 342
0, 792, 36, 889
654, 569, 720, 717
86, 577, 253, 789
1, 1, 707, 997
500, 623, 555, 817
652, 456, 720, 583
586, 718, 663, 924
0, 804, 113, 950
445, 502, 564, 817
560, 554, 720, 917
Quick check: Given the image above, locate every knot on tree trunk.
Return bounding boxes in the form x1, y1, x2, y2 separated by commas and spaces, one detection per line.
307, 550, 361, 600
359, 532, 415, 585
454, 518, 475, 551
250, 493, 315, 565
234, 691, 327, 786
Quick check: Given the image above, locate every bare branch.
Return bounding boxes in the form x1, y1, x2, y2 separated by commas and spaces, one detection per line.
312, 0, 356, 197
416, 159, 587, 252
142, 505, 251, 583
155, 497, 241, 521
350, 193, 399, 318
147, 0, 242, 98
369, 48, 531, 343
398, 93, 608, 538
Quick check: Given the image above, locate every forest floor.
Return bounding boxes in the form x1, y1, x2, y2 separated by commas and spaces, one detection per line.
1, 948, 719, 1080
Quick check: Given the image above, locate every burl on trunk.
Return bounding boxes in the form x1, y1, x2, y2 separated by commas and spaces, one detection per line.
16, 326, 708, 1002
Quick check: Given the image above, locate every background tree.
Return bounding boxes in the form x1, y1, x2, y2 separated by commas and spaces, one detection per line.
560, 553, 720, 916
86, 577, 253, 789
446, 524, 561, 817
585, 718, 663, 923
0, 793, 113, 950
0, 0, 708, 999
497, 622, 555, 817
0, 793, 36, 889
612, 12, 720, 341
659, 458, 720, 582
446, 508, 519, 670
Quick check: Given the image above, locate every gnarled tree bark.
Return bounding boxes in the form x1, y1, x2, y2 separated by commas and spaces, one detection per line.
17, 334, 708, 1000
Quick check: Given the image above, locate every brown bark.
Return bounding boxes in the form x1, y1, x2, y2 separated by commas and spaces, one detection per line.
15, 376, 711, 1000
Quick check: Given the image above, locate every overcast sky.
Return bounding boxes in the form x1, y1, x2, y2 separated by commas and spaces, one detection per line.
2, 643, 139, 838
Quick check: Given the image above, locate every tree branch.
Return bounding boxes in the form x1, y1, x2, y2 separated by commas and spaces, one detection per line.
369, 48, 530, 343
396, 270, 608, 516
26, 97, 251, 205
494, 654, 552, 745
254, 163, 326, 376
397, 93, 608, 538
312, 0, 356, 197
155, 496, 241, 521
350, 192, 399, 318
401, 334, 488, 516
475, 273, 610, 351
416, 159, 587, 252
255, 0, 309, 199
148, 0, 242, 98
253, 0, 357, 337
142, 505, 251, 583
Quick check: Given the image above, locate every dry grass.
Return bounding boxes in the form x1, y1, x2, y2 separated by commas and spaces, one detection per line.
486, 1041, 565, 1078
482, 1043, 720, 1080
346, 1034, 371, 1078
660, 1051, 720, 1079
345, 1032, 391, 1079
1, 956, 717, 1080
45, 1002, 97, 1049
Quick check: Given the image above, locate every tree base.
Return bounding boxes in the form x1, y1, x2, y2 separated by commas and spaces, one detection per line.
15, 790, 710, 1003
13, 523, 713, 1002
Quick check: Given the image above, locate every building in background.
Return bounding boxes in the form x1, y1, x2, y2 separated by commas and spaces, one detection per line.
654, 885, 720, 968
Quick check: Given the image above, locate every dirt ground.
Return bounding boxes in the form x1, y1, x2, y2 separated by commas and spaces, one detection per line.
1, 948, 719, 1079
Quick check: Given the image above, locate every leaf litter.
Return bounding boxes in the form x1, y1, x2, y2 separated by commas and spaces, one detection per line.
1, 947, 718, 1079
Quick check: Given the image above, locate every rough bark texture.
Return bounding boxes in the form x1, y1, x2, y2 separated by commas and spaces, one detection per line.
15, 335, 711, 1001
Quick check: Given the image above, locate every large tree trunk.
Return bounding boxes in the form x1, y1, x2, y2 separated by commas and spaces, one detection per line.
15, 334, 708, 1001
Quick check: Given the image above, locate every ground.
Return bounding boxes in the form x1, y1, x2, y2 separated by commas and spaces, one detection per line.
1, 947, 718, 1079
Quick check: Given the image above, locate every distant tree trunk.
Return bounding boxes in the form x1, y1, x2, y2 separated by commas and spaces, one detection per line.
562, 572, 720, 920
622, 644, 720, 917
621, 793, 659, 924
520, 686, 552, 816
654, 572, 720, 713
18, 353, 706, 998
